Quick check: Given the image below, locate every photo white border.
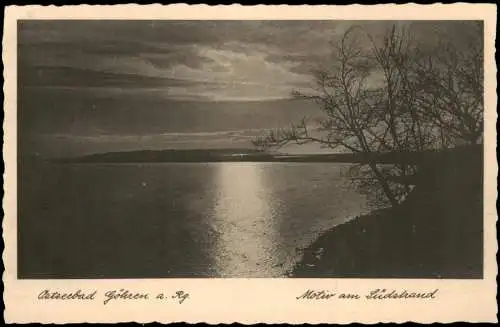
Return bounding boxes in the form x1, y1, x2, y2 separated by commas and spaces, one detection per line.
3, 4, 498, 324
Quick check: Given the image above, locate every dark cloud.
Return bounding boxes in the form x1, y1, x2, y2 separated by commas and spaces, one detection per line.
19, 65, 200, 88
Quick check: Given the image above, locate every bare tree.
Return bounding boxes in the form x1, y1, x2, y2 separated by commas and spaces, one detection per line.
253, 22, 483, 208
411, 21, 484, 147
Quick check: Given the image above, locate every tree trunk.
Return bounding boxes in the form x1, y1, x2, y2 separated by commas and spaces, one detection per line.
368, 161, 399, 208
356, 132, 399, 208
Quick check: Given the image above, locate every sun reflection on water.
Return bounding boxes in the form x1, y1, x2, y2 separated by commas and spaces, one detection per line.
210, 163, 282, 277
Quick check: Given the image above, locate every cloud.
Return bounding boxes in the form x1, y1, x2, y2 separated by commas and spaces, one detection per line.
19, 20, 482, 102
159, 44, 313, 101
18, 21, 344, 101
21, 20, 473, 102
19, 65, 199, 89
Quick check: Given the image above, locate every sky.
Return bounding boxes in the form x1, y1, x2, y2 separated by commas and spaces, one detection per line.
18, 20, 480, 157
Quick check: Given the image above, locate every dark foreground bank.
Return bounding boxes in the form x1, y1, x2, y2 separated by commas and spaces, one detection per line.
291, 145, 483, 278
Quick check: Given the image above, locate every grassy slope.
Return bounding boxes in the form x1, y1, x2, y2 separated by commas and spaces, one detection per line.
291, 145, 483, 278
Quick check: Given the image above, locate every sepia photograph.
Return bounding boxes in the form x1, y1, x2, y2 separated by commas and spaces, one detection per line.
17, 19, 485, 280
3, 4, 498, 324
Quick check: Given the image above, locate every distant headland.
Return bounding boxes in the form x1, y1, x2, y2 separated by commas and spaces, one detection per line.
50, 147, 464, 165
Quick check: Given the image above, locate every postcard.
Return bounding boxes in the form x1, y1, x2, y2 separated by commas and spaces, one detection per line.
3, 4, 498, 324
